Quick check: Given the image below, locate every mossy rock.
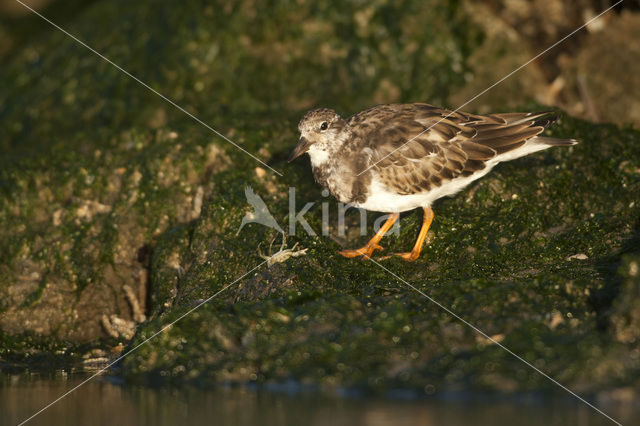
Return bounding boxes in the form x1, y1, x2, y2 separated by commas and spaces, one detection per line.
0, 0, 478, 361
121, 115, 640, 394
1, 0, 639, 394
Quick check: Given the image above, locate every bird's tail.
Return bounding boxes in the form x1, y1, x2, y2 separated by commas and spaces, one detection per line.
530, 112, 579, 147
481, 111, 578, 163
534, 136, 579, 147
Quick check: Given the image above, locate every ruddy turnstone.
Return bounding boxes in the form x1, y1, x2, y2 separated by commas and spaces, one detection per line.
288, 103, 577, 261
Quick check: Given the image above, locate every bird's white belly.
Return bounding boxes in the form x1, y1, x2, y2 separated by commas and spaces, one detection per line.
354, 179, 430, 212
356, 166, 497, 213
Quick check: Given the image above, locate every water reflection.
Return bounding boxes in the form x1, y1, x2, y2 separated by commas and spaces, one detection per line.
1, 373, 634, 426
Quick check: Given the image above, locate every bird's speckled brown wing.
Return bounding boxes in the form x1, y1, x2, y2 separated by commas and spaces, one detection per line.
347, 103, 553, 195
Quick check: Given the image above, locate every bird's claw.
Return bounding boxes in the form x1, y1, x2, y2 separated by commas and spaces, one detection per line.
338, 244, 383, 259
379, 251, 420, 262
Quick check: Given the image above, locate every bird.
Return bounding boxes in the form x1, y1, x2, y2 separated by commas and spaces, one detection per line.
288, 103, 577, 261
236, 186, 284, 235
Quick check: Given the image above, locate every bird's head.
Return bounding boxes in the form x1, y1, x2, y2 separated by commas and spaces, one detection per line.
288, 108, 349, 164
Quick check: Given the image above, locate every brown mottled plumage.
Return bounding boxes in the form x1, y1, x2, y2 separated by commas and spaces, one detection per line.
289, 103, 577, 261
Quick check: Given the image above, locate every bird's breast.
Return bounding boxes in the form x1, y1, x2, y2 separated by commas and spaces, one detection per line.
311, 161, 371, 205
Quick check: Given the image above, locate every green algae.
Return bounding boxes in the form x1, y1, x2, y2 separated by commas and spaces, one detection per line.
120, 113, 640, 394
0, 0, 639, 396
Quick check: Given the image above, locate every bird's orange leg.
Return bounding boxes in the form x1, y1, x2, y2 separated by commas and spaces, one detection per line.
338, 212, 399, 259
386, 207, 434, 262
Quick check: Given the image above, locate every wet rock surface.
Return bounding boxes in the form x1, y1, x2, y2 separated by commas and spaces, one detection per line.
0, 0, 639, 397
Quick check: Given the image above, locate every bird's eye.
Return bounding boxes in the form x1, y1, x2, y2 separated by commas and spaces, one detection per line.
320, 122, 328, 131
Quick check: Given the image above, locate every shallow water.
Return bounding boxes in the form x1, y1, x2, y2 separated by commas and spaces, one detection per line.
1, 374, 636, 426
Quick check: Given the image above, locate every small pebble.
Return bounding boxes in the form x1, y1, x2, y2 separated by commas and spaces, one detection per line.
567, 253, 588, 261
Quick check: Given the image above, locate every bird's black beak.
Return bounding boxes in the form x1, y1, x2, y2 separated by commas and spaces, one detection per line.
288, 137, 312, 162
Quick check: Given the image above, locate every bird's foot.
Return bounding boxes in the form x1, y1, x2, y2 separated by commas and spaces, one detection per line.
380, 251, 420, 262
338, 244, 383, 259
